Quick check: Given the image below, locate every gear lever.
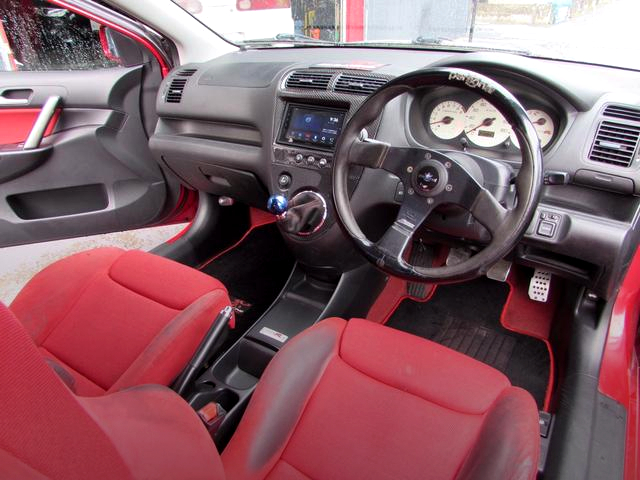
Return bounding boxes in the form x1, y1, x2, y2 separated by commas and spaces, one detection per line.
267, 191, 327, 236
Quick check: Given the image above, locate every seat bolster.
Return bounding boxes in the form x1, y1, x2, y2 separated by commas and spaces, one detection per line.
10, 248, 124, 344
40, 347, 105, 397
79, 384, 226, 480
455, 387, 540, 480
222, 318, 346, 480
339, 318, 511, 414
109, 249, 227, 310
0, 448, 50, 480
108, 289, 231, 393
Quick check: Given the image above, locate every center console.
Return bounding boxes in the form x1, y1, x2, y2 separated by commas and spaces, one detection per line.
264, 70, 394, 274
187, 262, 386, 449
184, 69, 393, 449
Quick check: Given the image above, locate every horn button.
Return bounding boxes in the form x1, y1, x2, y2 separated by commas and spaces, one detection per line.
412, 160, 448, 196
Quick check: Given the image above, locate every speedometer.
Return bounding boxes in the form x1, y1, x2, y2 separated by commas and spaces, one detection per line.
428, 101, 466, 140
510, 109, 555, 148
464, 99, 511, 147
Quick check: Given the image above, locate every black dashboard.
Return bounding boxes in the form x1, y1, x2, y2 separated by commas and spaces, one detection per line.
149, 47, 640, 300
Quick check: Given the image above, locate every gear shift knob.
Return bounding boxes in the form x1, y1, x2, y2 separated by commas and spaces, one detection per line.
278, 191, 327, 236
266, 194, 288, 216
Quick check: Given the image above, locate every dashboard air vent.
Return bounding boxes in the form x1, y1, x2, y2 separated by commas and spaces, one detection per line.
603, 104, 640, 122
285, 70, 332, 90
165, 77, 188, 103
589, 120, 640, 167
176, 68, 197, 77
334, 74, 388, 95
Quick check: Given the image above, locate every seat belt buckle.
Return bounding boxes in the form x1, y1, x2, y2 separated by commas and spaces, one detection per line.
197, 401, 227, 436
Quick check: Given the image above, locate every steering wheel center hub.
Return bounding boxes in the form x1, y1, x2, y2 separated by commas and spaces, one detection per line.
413, 160, 447, 196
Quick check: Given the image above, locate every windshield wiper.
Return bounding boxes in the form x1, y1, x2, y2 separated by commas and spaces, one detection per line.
239, 33, 335, 47
412, 36, 450, 45
409, 36, 530, 56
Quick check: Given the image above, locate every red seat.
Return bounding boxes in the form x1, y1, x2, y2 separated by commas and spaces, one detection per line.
10, 247, 231, 395
0, 304, 539, 479
222, 318, 540, 480
0, 303, 226, 480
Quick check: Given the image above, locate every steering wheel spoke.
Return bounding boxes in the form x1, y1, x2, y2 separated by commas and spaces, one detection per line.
468, 188, 509, 236
375, 195, 437, 262
349, 137, 413, 181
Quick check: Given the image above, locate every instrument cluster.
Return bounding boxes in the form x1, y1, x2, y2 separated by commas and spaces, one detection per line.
425, 97, 557, 150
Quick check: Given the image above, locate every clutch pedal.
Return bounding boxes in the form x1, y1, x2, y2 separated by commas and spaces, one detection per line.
407, 241, 434, 299
528, 269, 552, 302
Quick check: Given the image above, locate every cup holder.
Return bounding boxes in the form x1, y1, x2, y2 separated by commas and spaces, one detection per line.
190, 384, 240, 412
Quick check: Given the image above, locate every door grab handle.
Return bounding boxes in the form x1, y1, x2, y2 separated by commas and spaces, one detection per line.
23, 96, 61, 150
0, 97, 29, 106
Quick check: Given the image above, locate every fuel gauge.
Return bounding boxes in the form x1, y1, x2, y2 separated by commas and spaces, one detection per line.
511, 109, 555, 148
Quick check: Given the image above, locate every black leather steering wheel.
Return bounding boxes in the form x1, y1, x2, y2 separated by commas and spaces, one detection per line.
332, 68, 543, 283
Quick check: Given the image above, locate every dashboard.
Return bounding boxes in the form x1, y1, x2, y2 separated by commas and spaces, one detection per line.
149, 47, 640, 300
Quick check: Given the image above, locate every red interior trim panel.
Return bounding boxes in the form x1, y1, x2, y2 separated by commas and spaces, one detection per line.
0, 108, 59, 145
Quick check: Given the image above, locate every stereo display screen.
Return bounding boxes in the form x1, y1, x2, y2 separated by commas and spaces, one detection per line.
279, 105, 347, 151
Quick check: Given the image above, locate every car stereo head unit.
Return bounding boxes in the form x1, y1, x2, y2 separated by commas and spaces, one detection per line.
278, 104, 347, 151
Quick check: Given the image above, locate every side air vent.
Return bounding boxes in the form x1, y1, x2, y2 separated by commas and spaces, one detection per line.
334, 74, 388, 95
165, 77, 188, 103
176, 68, 197, 77
589, 120, 640, 167
603, 104, 640, 122
285, 70, 332, 90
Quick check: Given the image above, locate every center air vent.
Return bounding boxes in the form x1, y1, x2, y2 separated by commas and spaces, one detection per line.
176, 68, 197, 77
165, 77, 188, 103
603, 104, 640, 122
285, 70, 332, 90
589, 120, 640, 167
334, 74, 388, 95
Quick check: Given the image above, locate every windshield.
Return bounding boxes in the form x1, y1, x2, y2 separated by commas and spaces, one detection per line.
173, 0, 638, 70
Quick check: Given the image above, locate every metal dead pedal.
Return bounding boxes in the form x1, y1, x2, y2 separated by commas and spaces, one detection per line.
486, 259, 512, 283
529, 269, 552, 302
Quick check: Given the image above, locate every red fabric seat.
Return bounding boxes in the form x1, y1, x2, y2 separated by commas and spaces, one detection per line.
222, 318, 540, 480
10, 247, 231, 395
0, 303, 226, 480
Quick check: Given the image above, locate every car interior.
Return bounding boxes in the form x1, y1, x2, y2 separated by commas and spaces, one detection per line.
0, 1, 639, 479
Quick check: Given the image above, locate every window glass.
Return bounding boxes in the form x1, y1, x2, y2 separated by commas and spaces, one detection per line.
1, 0, 121, 71
172, 0, 639, 71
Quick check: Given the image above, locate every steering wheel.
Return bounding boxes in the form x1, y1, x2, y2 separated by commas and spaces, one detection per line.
332, 68, 543, 283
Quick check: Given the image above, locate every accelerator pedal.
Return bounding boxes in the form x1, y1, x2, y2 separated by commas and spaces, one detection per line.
528, 269, 552, 302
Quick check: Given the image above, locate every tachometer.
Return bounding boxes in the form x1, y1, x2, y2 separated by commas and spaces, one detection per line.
428, 100, 466, 140
510, 109, 555, 148
464, 99, 511, 147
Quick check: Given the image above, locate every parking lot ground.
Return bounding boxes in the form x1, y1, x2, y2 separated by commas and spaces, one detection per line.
474, 0, 639, 70
0, 223, 186, 304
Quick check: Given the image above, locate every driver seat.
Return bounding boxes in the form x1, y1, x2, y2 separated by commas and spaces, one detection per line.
0, 307, 539, 479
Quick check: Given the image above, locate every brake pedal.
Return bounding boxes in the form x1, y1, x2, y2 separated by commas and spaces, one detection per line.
486, 259, 512, 283
529, 269, 552, 302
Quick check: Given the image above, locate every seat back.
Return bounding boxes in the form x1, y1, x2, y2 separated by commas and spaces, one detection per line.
0, 303, 134, 480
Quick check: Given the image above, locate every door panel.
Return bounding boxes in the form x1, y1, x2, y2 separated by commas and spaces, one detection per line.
0, 66, 167, 247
